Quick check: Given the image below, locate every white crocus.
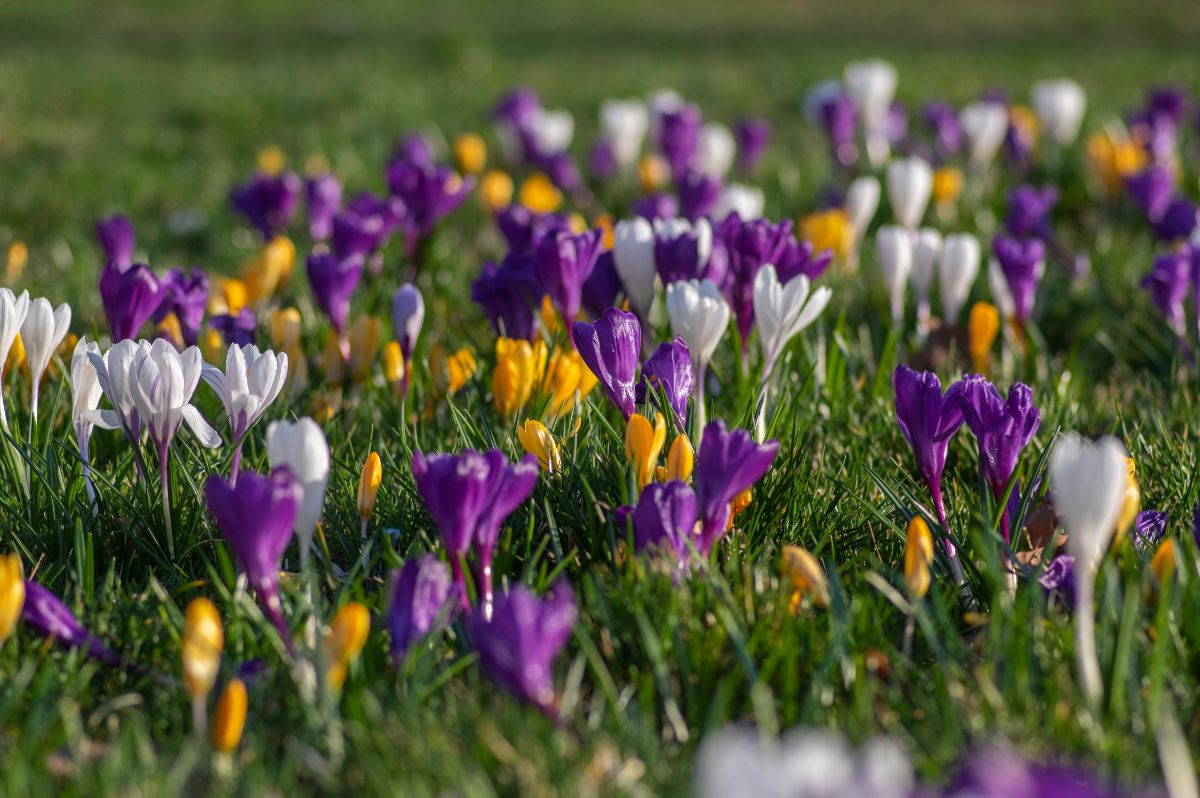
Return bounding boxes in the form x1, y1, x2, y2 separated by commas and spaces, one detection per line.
530, 108, 574, 155
71, 337, 104, 503
938, 233, 981, 325
696, 123, 736, 178
201, 344, 288, 478
599, 99, 648, 171
1031, 79, 1087, 145
987, 258, 1016, 320
845, 175, 881, 242
666, 279, 730, 436
267, 418, 331, 565
392, 283, 425, 363
753, 264, 832, 381
613, 217, 657, 321
0, 288, 30, 430
911, 228, 942, 336
843, 59, 897, 167
712, 184, 764, 221
88, 339, 150, 443
877, 226, 913, 324
885, 157, 932, 230
21, 297, 71, 424
1049, 432, 1128, 705
959, 101, 1009, 170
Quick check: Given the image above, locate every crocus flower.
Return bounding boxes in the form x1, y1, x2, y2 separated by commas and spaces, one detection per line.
886, 157, 933, 229
949, 746, 1117, 798
844, 59, 898, 167
911, 228, 942, 335
695, 123, 735, 178
845, 175, 881, 244
0, 554, 23, 649
613, 218, 657, 321
992, 234, 1045, 326
386, 158, 473, 260
633, 192, 679, 222
517, 419, 562, 473
631, 480, 698, 574
711, 183, 765, 222
494, 205, 571, 254
211, 679, 247, 753
99, 261, 164, 342
581, 250, 622, 319
1133, 510, 1167, 550
1049, 432, 1127, 704
694, 420, 779, 554
956, 374, 1040, 541
923, 101, 963, 159
571, 307, 641, 419
657, 103, 702, 178
1125, 165, 1175, 223
71, 337, 104, 503
677, 170, 722, 221
1141, 250, 1190, 337
877, 226, 913, 324
230, 171, 302, 239
0, 288, 28, 428
733, 117, 771, 176
939, 233, 981, 324
1151, 196, 1198, 242
1031, 78, 1087, 145
181, 597, 223, 720
205, 468, 301, 649
154, 268, 209, 347
87, 339, 149, 445
654, 217, 714, 286
386, 555, 459, 661
904, 516, 934, 598
471, 255, 539, 341
1006, 185, 1059, 239
209, 308, 257, 349
21, 297, 71, 423
266, 418, 330, 565
637, 336, 694, 428
201, 344, 288, 477
626, 412, 666, 491
332, 192, 404, 260
959, 101, 1009, 170
753, 264, 832, 381
21, 579, 120, 666
1038, 553, 1075, 605
305, 173, 342, 241
468, 581, 576, 718
493, 337, 546, 417
599, 98, 649, 171
714, 214, 793, 347
666, 279, 730, 434
536, 228, 602, 329
95, 215, 135, 270
818, 91, 859, 166
588, 137, 616, 181
306, 251, 364, 337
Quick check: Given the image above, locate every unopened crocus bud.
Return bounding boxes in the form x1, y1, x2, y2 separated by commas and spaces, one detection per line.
932, 167, 964, 210
1150, 539, 1176, 585
348, 315, 383, 384
518, 173, 562, 214
877, 226, 913, 324
939, 234, 981, 325
326, 602, 370, 692
904, 516, 933, 598
0, 553, 24, 648
1115, 458, 1140, 541
480, 170, 514, 213
886, 157, 932, 229
383, 341, 405, 396
358, 452, 382, 522
517, 419, 562, 474
666, 434, 694, 483
269, 307, 302, 350
182, 597, 224, 699
781, 544, 829, 611
967, 301, 1000, 373
493, 337, 546, 417
453, 132, 487, 175
625, 412, 666, 491
211, 678, 247, 753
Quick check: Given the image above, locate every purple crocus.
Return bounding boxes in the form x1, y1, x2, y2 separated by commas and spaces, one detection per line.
923, 101, 963, 160
581, 250, 622, 320
1151, 196, 1198, 242
714, 214, 794, 349
95, 215, 135, 270
306, 251, 363, 336
386, 158, 473, 261
655, 219, 713, 285
1141, 250, 1190, 337
305, 173, 343, 242
992, 235, 1045, 326
394, 133, 435, 169
633, 193, 680, 222
631, 480, 698, 574
540, 152, 583, 194
209, 308, 257, 348
1133, 510, 1167, 551
230, 171, 302, 239
571, 307, 642, 419
1038, 554, 1076, 606
949, 746, 1120, 798
819, 93, 858, 166
386, 554, 459, 661
154, 267, 209, 346
677, 170, 722, 222
733, 117, 771, 176
956, 375, 1041, 541
392, 283, 424, 368
468, 581, 576, 718
637, 336, 693, 428
1006, 185, 1059, 239
536, 228, 603, 329
893, 365, 966, 568
693, 420, 779, 554
471, 254, 539, 341
886, 100, 909, 147
588, 137, 617, 182
332, 192, 405, 260
1125, 165, 1175, 223
99, 261, 165, 342
204, 468, 301, 649
775, 237, 833, 283
657, 103, 702, 179
494, 205, 572, 254
21, 580, 120, 666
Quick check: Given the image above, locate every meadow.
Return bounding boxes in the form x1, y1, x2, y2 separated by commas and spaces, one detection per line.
1, 1, 1199, 795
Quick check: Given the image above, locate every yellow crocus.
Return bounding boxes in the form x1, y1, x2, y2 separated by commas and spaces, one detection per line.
593, 213, 615, 250
257, 144, 286, 175
5, 240, 27, 283
347, 315, 384, 384
904, 516, 934, 599
283, 341, 308, 397
518, 173, 562, 214
0, 554, 25, 648
1114, 458, 1140, 542
201, 328, 225, 366
157, 313, 184, 349
480, 170, 514, 213
799, 209, 853, 262
539, 295, 561, 337
1086, 129, 1145, 198
322, 332, 345, 385
326, 602, 370, 692
304, 153, 330, 176
638, 154, 668, 193
182, 598, 224, 701
625, 412, 666, 491
932, 167, 964, 209
209, 278, 248, 316
357, 452, 382, 522
211, 678, 247, 753
382, 341, 405, 396
781, 544, 830, 611
1010, 105, 1039, 144
430, 344, 479, 397
268, 307, 303, 350
1150, 539, 1176, 585
517, 419, 562, 474
540, 348, 596, 417
493, 337, 546, 417
967, 302, 1000, 372
453, 132, 487, 175
665, 434, 694, 483
243, 236, 295, 305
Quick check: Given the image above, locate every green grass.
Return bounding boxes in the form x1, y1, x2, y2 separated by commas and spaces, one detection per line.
1, 0, 1199, 795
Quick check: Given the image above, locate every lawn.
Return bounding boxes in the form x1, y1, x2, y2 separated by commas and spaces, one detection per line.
0, 0, 1198, 795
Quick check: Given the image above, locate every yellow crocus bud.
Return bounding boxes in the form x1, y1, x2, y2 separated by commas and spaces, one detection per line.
243, 237, 295, 305
493, 337, 545, 417
430, 345, 479, 398
201, 328, 225, 366
665, 434, 694, 483
182, 598, 224, 700
638, 154, 668, 193
283, 341, 308, 396
480, 170, 514, 213
1150, 539, 1176, 585
5, 240, 28, 283
326, 602, 370, 692
1114, 458, 1140, 542
932, 167, 964, 209
348, 315, 384, 384
209, 278, 248, 316
257, 144, 286, 175
517, 419, 562, 474
268, 307, 303, 350
311, 393, 339, 423
540, 295, 561, 337
322, 331, 345, 385
781, 545, 830, 611
157, 313, 184, 349
0, 554, 25, 648
799, 209, 853, 263
967, 302, 1000, 372
4, 333, 25, 378
304, 153, 330, 176
593, 213, 615, 251
1010, 105, 1039, 143
625, 412, 666, 491
727, 488, 753, 530
567, 213, 588, 234
518, 173, 562, 214
904, 516, 934, 599
453, 132, 487, 175
382, 341, 405, 395
211, 678, 247, 753
357, 452, 382, 522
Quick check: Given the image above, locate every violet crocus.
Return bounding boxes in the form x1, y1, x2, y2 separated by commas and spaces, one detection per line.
471, 254, 539, 341
677, 170, 722, 222
654, 217, 714, 286
657, 103, 702, 178
1038, 553, 1076, 606
536, 228, 602, 329
633, 193, 680, 222
1125, 165, 1174, 223
1133, 510, 1167, 551
386, 554, 459, 661
637, 336, 694, 428
775, 237, 834, 284
99, 261, 165, 342
21, 580, 120, 666
733, 117, 771, 176
306, 251, 363, 337
582, 251, 622, 320
305, 173, 343, 241
230, 171, 302, 239
694, 420, 779, 555
209, 308, 257, 348
950, 746, 1118, 798
631, 480, 698, 574
588, 137, 617, 182
923, 101, 963, 159
394, 133, 435, 168
1141, 250, 1190, 338
386, 158, 473, 262
95, 215, 135, 270
992, 234, 1045, 327
154, 267, 209, 346
204, 468, 301, 649
1151, 196, 1198, 242
571, 307, 642, 419
1006, 185, 1059, 239
392, 283, 424, 397
468, 581, 576, 718
819, 93, 858, 166
332, 192, 404, 260
893, 365, 966, 577
714, 214, 794, 350
956, 374, 1041, 541
494, 205, 572, 254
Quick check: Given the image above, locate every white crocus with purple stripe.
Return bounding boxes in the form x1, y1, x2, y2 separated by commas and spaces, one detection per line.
202, 343, 288, 480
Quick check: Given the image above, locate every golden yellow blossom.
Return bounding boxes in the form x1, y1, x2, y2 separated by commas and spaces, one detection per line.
904, 516, 934, 599
257, 144, 286, 175
211, 678, 247, 753
932, 167, 964, 209
357, 452, 382, 521
0, 554, 24, 649
782, 544, 830, 611
493, 337, 546, 417
967, 302, 1000, 373
326, 602, 370, 692
480, 170, 514, 213
1150, 539, 1176, 585
638, 154, 668, 193
347, 315, 384, 384
799, 209, 853, 262
5, 241, 27, 283
268, 307, 303, 350
518, 173, 562, 214
453, 132, 487, 175
517, 419, 562, 474
182, 597, 224, 700
625, 412, 666, 492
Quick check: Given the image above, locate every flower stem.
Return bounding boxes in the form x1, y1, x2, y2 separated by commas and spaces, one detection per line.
159, 445, 174, 561
229, 444, 242, 484
693, 362, 707, 444
191, 695, 207, 736
1075, 570, 1103, 706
